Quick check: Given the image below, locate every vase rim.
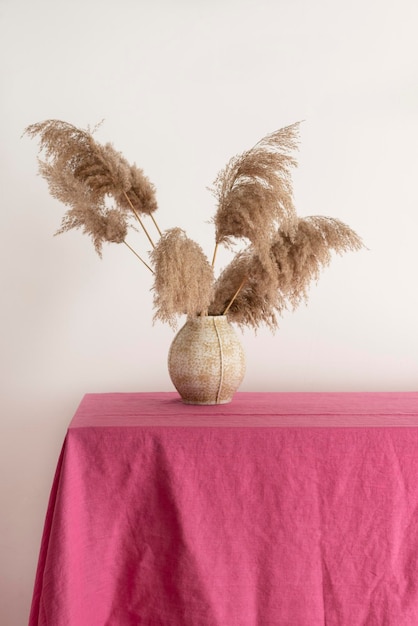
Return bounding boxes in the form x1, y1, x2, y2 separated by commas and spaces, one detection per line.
191, 315, 227, 319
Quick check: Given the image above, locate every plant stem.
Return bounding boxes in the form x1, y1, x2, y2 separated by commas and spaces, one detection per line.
223, 275, 247, 315
123, 191, 156, 249
211, 242, 219, 268
150, 213, 162, 237
123, 241, 154, 273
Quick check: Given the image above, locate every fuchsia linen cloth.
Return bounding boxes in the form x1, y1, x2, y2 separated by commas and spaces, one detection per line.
29, 391, 418, 625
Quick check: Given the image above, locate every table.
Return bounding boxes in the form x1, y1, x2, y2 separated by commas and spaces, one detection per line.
29, 391, 418, 625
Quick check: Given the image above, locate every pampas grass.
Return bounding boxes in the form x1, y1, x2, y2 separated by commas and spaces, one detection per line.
25, 119, 364, 331
24, 119, 159, 251
271, 216, 364, 309
151, 228, 214, 327
209, 216, 363, 329
209, 249, 284, 329
211, 122, 300, 266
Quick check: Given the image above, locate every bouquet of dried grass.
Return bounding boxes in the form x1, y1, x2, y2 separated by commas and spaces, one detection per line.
25, 119, 363, 330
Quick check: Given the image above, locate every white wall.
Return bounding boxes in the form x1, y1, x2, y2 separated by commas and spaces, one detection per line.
1, 0, 417, 622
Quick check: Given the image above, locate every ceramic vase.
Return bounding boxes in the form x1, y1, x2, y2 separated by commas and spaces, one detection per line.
168, 315, 246, 405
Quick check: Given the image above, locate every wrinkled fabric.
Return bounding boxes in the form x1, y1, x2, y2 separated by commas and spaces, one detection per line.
29, 392, 418, 625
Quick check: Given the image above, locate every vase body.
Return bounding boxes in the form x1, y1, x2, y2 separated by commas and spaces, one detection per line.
168, 315, 246, 405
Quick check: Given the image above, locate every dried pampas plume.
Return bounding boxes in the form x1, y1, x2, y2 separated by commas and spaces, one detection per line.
211, 122, 300, 266
210, 215, 364, 329
271, 216, 364, 309
151, 228, 215, 327
24, 119, 159, 253
209, 249, 285, 330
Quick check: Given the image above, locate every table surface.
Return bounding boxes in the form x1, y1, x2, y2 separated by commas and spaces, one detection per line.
29, 391, 418, 626
71, 390, 418, 427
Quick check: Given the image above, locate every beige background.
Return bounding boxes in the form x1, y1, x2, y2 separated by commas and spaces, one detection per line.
1, 0, 417, 623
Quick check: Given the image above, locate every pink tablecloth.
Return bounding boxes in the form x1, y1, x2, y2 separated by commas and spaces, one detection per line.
29, 392, 418, 625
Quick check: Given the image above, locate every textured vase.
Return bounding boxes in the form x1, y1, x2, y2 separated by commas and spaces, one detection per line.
168, 315, 246, 405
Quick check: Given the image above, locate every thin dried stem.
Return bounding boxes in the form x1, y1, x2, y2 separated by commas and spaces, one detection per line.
150, 213, 162, 237
123, 241, 154, 273
211, 242, 219, 268
223, 275, 247, 315
123, 191, 156, 249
